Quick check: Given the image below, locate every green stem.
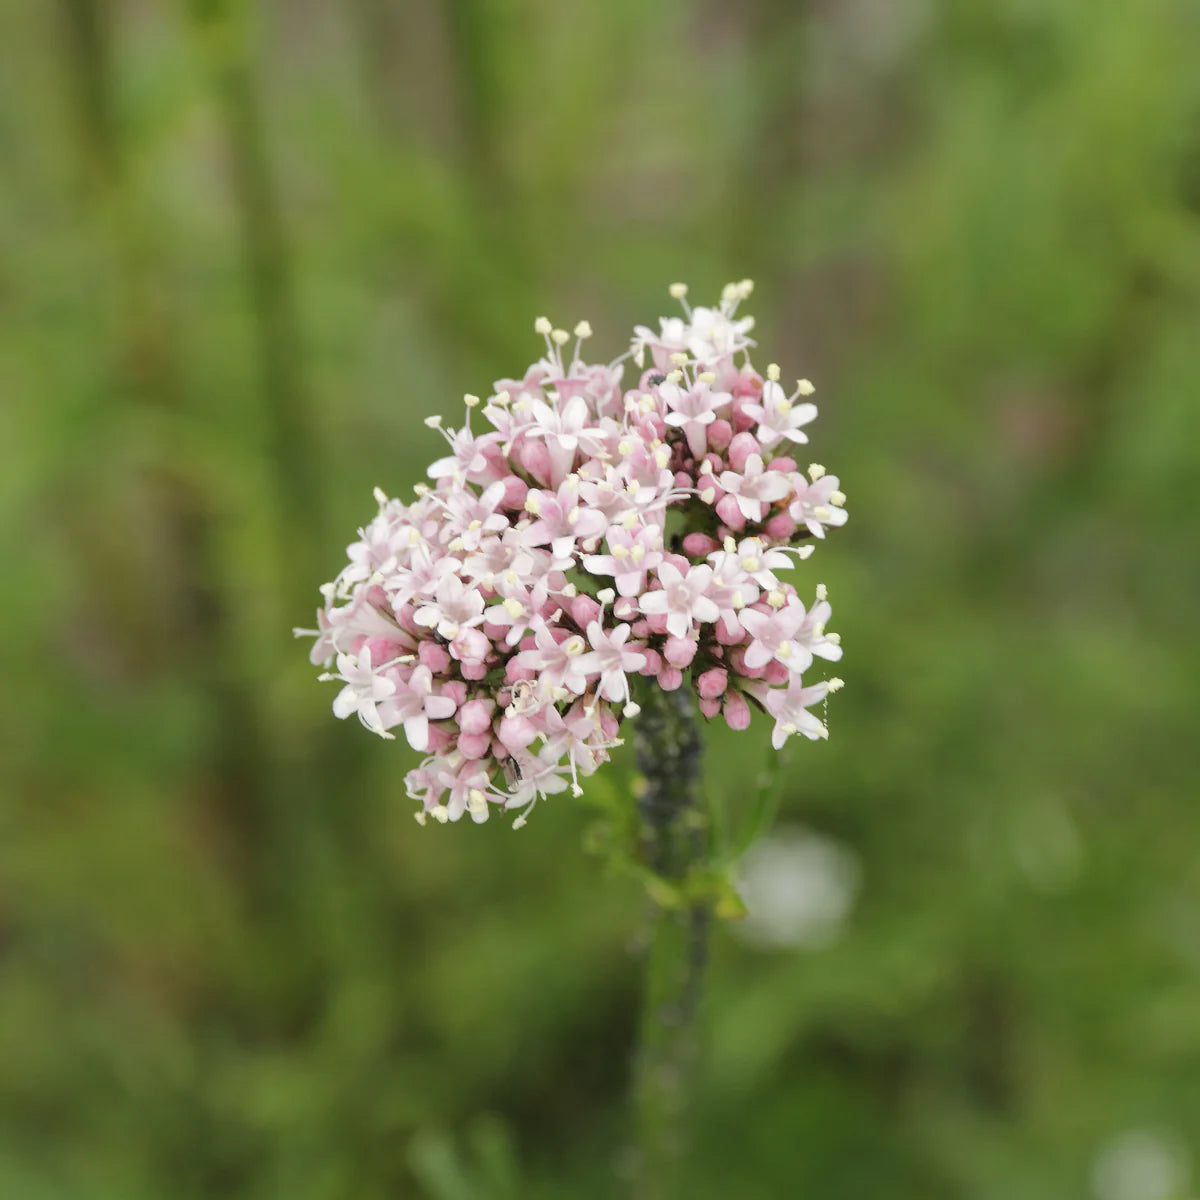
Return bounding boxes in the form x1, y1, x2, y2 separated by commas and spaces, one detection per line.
631, 684, 711, 1199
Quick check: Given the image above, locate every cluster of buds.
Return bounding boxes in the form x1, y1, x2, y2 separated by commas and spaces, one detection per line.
298, 282, 846, 826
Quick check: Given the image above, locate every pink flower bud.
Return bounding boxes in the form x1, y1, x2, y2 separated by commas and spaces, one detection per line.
394, 604, 420, 635
571, 594, 601, 628
640, 648, 663, 676
517, 439, 552, 486
363, 636, 400, 664
763, 660, 790, 685
441, 681, 467, 706
614, 596, 638, 621
763, 513, 797, 540
663, 636, 698, 667
723, 689, 752, 730
730, 366, 762, 398
499, 474, 529, 509
698, 696, 722, 719
682, 532, 719, 557
716, 494, 746, 531
707, 419, 732, 450
715, 618, 744, 646
728, 432, 760, 471
768, 456, 797, 473
659, 666, 684, 691
498, 714, 537, 751
426, 723, 455, 752
505, 659, 536, 684
458, 731, 491, 759
728, 645, 764, 678
731, 398, 757, 433
696, 667, 728, 700
458, 698, 494, 736
418, 641, 451, 673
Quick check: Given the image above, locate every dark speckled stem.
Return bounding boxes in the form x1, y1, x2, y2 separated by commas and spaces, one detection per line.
630, 685, 710, 1199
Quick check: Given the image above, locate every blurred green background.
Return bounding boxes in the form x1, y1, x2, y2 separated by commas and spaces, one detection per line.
4, 0, 1200, 1196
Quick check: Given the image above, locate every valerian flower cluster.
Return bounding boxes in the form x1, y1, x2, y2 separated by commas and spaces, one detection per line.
298, 282, 846, 826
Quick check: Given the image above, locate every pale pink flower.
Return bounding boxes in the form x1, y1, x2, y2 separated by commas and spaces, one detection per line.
742, 380, 817, 450
661, 380, 729, 459
325, 646, 398, 737
739, 600, 814, 673
640, 562, 721, 639
719, 454, 791, 522
412, 574, 486, 640
515, 624, 592, 696
380, 663, 457, 751
582, 521, 664, 598
751, 679, 832, 749
580, 621, 646, 709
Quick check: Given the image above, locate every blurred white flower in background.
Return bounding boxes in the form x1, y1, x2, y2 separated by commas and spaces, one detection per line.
1092, 1129, 1191, 1200
734, 826, 860, 950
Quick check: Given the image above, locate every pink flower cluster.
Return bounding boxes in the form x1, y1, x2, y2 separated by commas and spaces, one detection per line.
298, 282, 845, 826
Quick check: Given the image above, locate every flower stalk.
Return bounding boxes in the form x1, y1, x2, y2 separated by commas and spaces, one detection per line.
631, 683, 710, 1199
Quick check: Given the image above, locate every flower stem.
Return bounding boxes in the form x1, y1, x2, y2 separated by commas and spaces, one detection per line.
631, 684, 711, 1199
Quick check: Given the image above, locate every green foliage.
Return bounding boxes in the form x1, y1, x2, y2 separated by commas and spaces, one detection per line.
2, 0, 1199, 1196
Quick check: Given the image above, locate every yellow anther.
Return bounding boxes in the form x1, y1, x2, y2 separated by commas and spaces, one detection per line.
766, 363, 781, 382
797, 379, 816, 396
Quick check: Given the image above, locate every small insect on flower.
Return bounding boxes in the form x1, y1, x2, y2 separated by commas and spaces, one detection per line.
299, 281, 846, 826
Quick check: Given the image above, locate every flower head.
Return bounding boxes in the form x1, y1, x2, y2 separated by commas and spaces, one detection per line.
300, 283, 847, 825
